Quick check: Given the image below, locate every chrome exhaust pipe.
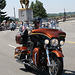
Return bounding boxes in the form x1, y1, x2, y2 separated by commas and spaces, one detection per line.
16, 59, 25, 64
16, 59, 36, 69
16, 59, 31, 67
16, 59, 40, 71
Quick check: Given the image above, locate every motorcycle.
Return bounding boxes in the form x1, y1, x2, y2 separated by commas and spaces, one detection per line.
15, 20, 66, 75
10, 22, 16, 31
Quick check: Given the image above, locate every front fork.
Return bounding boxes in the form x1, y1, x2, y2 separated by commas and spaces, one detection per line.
46, 47, 52, 75
46, 47, 51, 66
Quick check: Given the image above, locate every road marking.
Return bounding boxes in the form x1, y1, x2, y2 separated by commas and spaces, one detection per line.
66, 41, 75, 44
8, 44, 16, 48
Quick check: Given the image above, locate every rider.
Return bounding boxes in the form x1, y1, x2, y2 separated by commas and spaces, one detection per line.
34, 17, 42, 29
29, 17, 42, 63
19, 18, 42, 63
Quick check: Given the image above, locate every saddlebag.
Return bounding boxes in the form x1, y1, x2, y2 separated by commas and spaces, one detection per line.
14, 47, 30, 60
15, 30, 28, 44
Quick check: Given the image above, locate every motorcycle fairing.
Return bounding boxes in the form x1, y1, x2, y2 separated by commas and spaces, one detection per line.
31, 28, 66, 38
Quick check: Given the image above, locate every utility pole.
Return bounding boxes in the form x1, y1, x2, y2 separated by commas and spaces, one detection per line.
14, 7, 16, 21
63, 8, 66, 22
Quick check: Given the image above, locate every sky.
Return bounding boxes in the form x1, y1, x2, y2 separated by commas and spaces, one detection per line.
3, 0, 75, 18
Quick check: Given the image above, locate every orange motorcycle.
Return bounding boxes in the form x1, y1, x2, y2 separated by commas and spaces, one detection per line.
15, 20, 66, 75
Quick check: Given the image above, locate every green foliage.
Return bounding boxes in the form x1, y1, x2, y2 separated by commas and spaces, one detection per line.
47, 12, 75, 18
0, 0, 6, 23
0, 0, 6, 10
30, 2, 34, 9
30, 0, 47, 18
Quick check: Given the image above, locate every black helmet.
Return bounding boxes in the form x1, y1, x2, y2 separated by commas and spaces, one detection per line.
33, 17, 41, 24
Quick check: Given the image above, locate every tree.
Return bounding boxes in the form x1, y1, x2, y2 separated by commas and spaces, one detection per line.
0, 0, 6, 23
30, 0, 47, 18
30, 1, 34, 9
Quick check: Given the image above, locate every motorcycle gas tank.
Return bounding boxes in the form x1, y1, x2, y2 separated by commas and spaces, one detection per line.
31, 28, 66, 38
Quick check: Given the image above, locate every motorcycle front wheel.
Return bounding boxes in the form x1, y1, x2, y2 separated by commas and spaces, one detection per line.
47, 57, 63, 75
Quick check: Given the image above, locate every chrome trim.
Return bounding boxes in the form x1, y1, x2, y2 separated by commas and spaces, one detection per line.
31, 33, 50, 39
25, 55, 27, 59
46, 47, 51, 66
35, 53, 37, 66
59, 35, 66, 37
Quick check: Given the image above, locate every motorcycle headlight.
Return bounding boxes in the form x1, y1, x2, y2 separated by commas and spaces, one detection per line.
50, 39, 58, 46
44, 39, 49, 44
60, 40, 65, 46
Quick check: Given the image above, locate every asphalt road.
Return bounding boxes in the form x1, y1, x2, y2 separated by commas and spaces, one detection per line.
0, 20, 75, 75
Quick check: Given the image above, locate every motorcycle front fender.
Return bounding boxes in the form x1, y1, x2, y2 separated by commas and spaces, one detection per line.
51, 50, 64, 57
